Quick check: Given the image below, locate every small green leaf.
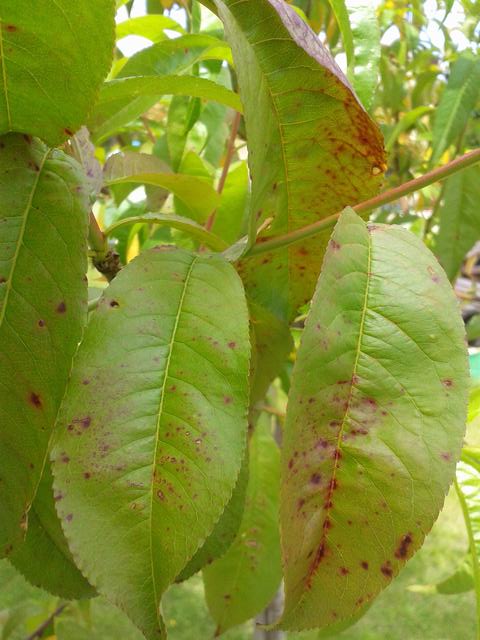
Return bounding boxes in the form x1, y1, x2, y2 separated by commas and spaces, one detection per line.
431, 53, 480, 166
52, 248, 251, 640
9, 466, 94, 600
203, 415, 282, 634
0, 134, 88, 557
89, 76, 242, 143
278, 208, 468, 631
116, 15, 185, 41
433, 165, 480, 282
0, 1, 115, 145
104, 151, 221, 222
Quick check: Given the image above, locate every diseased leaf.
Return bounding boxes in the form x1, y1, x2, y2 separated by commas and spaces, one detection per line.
203, 415, 282, 634
70, 127, 103, 199
52, 248, 250, 640
430, 53, 480, 166
0, 1, 115, 145
176, 453, 249, 582
278, 208, 468, 631
0, 134, 88, 557
433, 165, 480, 282
9, 466, 94, 600
104, 152, 220, 221
89, 76, 242, 143
216, 0, 386, 320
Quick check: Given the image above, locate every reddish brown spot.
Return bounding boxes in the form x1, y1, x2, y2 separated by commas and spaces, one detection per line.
157, 490, 165, 500
310, 472, 322, 485
316, 438, 329, 449
308, 397, 316, 404
306, 542, 327, 587
442, 379, 453, 388
56, 301, 67, 313
110, 300, 120, 308
339, 567, 349, 576
82, 379, 90, 385
329, 420, 340, 429
288, 458, 294, 470
330, 240, 341, 251
227, 341, 236, 349
224, 396, 233, 404
395, 533, 413, 559
332, 448, 342, 462
0, 277, 6, 284
360, 561, 369, 570
223, 594, 231, 600
328, 478, 338, 491
60, 453, 70, 463
297, 498, 305, 510
5, 24, 17, 32
83, 472, 91, 479
65, 513, 73, 522
441, 452, 452, 461
38, 319, 45, 327
29, 392, 42, 409
381, 562, 393, 577
64, 128, 74, 137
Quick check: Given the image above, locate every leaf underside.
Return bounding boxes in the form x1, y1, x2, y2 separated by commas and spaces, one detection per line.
52, 248, 250, 640
278, 208, 468, 631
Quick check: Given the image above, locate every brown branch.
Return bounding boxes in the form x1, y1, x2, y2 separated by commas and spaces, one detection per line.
25, 603, 68, 640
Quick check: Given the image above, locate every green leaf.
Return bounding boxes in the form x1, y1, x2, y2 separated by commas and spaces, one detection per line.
0, 1, 115, 145
166, 96, 201, 172
117, 35, 233, 78
89, 76, 242, 143
9, 466, 94, 600
116, 15, 185, 41
104, 152, 221, 222
104, 213, 228, 252
385, 106, 434, 153
433, 165, 480, 282
211, 162, 250, 245
329, 0, 381, 109
278, 208, 468, 631
0, 134, 88, 557
409, 556, 474, 596
467, 315, 480, 343
52, 248, 251, 640
430, 53, 480, 166
216, 0, 386, 320
203, 415, 282, 634
176, 452, 249, 582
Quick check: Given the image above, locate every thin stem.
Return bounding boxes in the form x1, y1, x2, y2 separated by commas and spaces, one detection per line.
244, 147, 480, 258
26, 603, 68, 640
455, 478, 480, 640
205, 111, 242, 232
88, 210, 108, 257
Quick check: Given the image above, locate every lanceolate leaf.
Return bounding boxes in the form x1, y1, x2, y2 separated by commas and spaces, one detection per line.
0, 134, 88, 557
278, 208, 468, 631
430, 53, 480, 166
52, 248, 250, 640
0, 1, 115, 145
116, 15, 185, 41
433, 165, 480, 282
104, 152, 220, 221
203, 415, 282, 634
219, 0, 386, 320
89, 76, 242, 143
10, 466, 94, 600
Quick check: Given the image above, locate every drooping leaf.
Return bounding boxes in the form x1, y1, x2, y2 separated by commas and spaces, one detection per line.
173, 151, 215, 222
278, 208, 468, 631
430, 53, 480, 166
433, 165, 480, 282
329, 0, 381, 109
176, 452, 249, 582
216, 0, 386, 320
70, 127, 103, 199
0, 1, 115, 145
52, 248, 250, 640
0, 134, 88, 557
104, 152, 220, 221
9, 466, 94, 600
203, 414, 282, 634
116, 15, 185, 41
89, 76, 242, 143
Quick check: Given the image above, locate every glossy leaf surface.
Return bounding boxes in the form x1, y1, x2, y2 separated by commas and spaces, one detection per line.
52, 248, 250, 640
0, 1, 115, 145
279, 208, 468, 630
0, 134, 88, 557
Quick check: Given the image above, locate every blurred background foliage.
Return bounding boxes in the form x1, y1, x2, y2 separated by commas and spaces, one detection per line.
4, 0, 480, 638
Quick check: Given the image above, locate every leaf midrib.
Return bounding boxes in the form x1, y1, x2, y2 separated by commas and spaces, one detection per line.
148, 254, 198, 626
302, 229, 373, 597
0, 21, 12, 128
